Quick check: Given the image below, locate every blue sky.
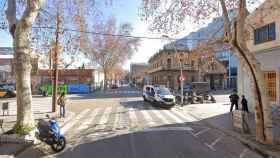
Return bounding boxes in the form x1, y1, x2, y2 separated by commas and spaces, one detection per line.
0, 0, 174, 70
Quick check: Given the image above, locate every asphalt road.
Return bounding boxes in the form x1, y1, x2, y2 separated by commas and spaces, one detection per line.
17, 86, 263, 158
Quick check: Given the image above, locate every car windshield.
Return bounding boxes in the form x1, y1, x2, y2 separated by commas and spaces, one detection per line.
157, 88, 172, 95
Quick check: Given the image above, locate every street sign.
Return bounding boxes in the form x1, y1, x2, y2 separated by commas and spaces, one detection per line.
180, 76, 185, 81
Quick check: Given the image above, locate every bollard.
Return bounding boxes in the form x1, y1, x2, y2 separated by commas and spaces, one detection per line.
2, 102, 9, 116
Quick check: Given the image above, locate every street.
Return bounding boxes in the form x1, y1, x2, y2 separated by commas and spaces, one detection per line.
16, 86, 262, 158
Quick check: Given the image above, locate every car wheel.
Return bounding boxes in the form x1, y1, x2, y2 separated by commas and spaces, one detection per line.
4, 92, 11, 98
143, 96, 147, 102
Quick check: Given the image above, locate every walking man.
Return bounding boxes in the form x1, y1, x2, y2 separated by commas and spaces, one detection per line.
241, 95, 249, 113
58, 92, 67, 118
229, 90, 239, 112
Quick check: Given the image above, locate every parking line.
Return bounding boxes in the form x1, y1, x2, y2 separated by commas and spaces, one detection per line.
193, 128, 210, 137
239, 149, 249, 158
204, 136, 223, 151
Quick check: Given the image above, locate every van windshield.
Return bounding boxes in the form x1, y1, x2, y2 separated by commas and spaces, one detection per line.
157, 88, 172, 95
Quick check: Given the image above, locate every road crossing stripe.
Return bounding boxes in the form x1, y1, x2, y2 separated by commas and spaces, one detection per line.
170, 109, 197, 122
161, 110, 185, 124
77, 108, 101, 130
113, 106, 122, 130
61, 109, 90, 134
139, 105, 156, 126
128, 107, 138, 127
146, 106, 171, 125
95, 107, 113, 129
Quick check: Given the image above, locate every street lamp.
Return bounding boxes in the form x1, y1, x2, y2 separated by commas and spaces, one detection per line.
162, 35, 184, 106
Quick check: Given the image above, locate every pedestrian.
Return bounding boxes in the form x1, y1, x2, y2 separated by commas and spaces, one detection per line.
241, 95, 249, 113
58, 92, 67, 118
229, 90, 239, 112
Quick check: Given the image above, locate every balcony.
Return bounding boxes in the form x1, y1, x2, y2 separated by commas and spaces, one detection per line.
148, 64, 197, 73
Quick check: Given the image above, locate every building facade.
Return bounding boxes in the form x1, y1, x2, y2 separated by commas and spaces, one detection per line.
176, 10, 238, 89
148, 46, 226, 90
0, 47, 14, 84
30, 69, 104, 93
130, 63, 149, 87
238, 0, 280, 110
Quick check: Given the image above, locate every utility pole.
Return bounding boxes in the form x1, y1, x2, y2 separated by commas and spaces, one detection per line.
52, 11, 60, 112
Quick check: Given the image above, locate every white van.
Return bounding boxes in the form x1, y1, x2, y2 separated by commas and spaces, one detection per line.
143, 85, 175, 108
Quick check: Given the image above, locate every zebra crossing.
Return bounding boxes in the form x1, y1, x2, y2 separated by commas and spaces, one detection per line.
60, 103, 197, 141
0, 98, 52, 115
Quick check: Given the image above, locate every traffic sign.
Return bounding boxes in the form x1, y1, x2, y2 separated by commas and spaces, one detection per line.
180, 76, 185, 81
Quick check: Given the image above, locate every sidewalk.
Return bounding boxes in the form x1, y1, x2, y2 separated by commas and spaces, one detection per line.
182, 95, 280, 158
0, 110, 75, 158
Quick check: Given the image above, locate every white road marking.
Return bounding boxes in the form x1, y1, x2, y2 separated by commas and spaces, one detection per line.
143, 126, 193, 132
162, 110, 184, 124
204, 136, 223, 151
139, 106, 156, 126
192, 128, 210, 137
128, 107, 138, 128
171, 109, 197, 122
96, 107, 113, 129
239, 149, 249, 158
61, 109, 90, 134
77, 108, 101, 130
113, 106, 121, 130
147, 107, 172, 125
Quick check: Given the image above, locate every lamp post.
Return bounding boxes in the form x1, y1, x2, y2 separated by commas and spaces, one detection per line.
162, 35, 184, 106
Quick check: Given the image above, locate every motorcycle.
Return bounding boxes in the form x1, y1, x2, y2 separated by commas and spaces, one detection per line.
35, 115, 66, 152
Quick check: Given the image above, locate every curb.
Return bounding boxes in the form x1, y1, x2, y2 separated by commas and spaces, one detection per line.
188, 113, 280, 158
0, 134, 34, 144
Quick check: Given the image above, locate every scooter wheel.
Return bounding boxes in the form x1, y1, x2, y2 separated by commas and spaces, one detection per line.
51, 137, 66, 152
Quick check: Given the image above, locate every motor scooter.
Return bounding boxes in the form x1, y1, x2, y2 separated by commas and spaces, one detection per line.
35, 115, 66, 152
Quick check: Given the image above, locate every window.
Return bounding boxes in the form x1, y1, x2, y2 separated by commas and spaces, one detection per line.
264, 71, 276, 102
167, 58, 171, 68
254, 22, 276, 44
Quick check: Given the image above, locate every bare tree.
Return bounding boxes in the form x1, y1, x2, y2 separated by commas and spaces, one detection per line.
5, 0, 45, 133
140, 0, 274, 144
85, 17, 140, 89
1, 0, 113, 134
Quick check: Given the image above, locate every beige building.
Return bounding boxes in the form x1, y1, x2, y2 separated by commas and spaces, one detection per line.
238, 0, 280, 110
130, 63, 149, 86
148, 47, 226, 90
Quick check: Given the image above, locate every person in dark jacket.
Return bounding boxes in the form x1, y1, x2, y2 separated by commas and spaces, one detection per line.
58, 92, 67, 118
229, 91, 239, 112
241, 95, 249, 113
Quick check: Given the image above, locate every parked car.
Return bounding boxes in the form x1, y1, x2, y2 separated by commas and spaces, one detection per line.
0, 83, 16, 91
0, 87, 16, 98
143, 85, 175, 109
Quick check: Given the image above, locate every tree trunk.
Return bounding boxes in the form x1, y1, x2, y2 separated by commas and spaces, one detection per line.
14, 26, 35, 127
6, 0, 44, 131
104, 69, 108, 90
